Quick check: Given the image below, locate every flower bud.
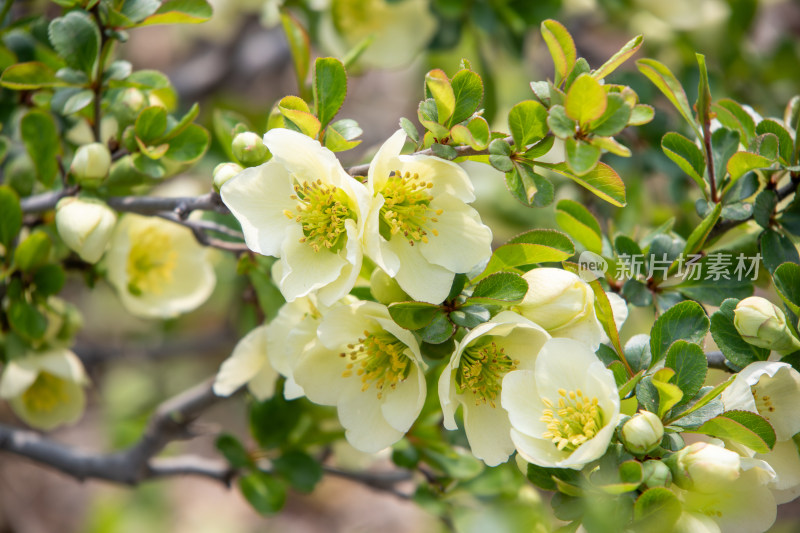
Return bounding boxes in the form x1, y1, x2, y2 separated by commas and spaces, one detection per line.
641, 459, 672, 489
70, 143, 111, 187
734, 297, 800, 353
55, 197, 117, 264
213, 162, 244, 192
370, 268, 409, 305
621, 411, 664, 454
668, 442, 741, 493
232, 132, 268, 166
118, 88, 146, 122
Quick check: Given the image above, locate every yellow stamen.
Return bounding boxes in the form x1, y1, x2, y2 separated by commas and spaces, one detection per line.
340, 330, 412, 399
285, 179, 354, 252
21, 372, 70, 413
455, 337, 519, 408
379, 170, 438, 246
126, 226, 177, 295
540, 389, 604, 452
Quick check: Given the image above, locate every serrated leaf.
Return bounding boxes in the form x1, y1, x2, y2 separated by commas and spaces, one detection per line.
555, 199, 603, 254
388, 302, 441, 330
694, 410, 776, 453
468, 272, 528, 305
589, 94, 632, 137
713, 99, 756, 144
547, 105, 577, 138
280, 12, 310, 98
565, 138, 601, 175
629, 104, 654, 126
546, 162, 626, 207
649, 300, 709, 364
165, 123, 210, 163
49, 11, 100, 74
314, 57, 347, 130
774, 263, 800, 316
756, 119, 793, 166
760, 230, 799, 274
135, 106, 168, 144
726, 152, 774, 189
418, 311, 455, 344
505, 163, 554, 208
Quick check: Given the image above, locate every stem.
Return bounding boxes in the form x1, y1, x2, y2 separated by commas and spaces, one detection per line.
703, 120, 718, 203
90, 7, 113, 143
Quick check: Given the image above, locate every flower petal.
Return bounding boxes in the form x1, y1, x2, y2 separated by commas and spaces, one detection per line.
263, 128, 344, 186
337, 384, 404, 453
213, 326, 269, 397
367, 129, 407, 194
397, 155, 476, 202
381, 364, 425, 433
501, 369, 548, 438
463, 401, 514, 466
386, 236, 454, 304
419, 195, 492, 274
278, 225, 348, 302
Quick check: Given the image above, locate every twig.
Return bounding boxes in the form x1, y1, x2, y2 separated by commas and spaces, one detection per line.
705, 351, 732, 372
322, 466, 413, 500
0, 379, 234, 486
155, 212, 248, 253
707, 177, 799, 240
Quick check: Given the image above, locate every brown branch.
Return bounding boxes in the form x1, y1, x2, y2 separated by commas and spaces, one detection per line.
0, 379, 234, 486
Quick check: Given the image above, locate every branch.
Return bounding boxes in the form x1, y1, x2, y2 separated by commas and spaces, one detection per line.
706, 351, 732, 372
0, 379, 234, 486
322, 466, 413, 499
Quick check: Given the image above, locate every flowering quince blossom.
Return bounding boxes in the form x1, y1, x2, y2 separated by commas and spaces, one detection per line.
290, 300, 426, 453
721, 361, 800, 502
221, 128, 371, 306
213, 325, 277, 401
500, 337, 620, 469
670, 442, 777, 533
438, 311, 550, 466
364, 130, 493, 304
105, 214, 216, 319
515, 268, 628, 349
0, 349, 89, 430
55, 197, 117, 264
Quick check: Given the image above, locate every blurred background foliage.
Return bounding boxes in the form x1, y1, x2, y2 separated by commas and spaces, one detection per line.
1, 0, 799, 531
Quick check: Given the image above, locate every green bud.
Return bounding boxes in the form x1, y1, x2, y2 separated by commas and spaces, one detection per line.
621, 410, 664, 454
118, 88, 146, 123
370, 269, 409, 305
734, 296, 800, 353
55, 197, 117, 264
213, 162, 244, 192
641, 459, 672, 489
70, 143, 112, 187
232, 132, 268, 166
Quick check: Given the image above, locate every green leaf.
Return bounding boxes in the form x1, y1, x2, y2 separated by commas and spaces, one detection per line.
683, 202, 721, 256
280, 12, 310, 98
712, 128, 741, 180
774, 263, 800, 316
669, 378, 733, 424
164, 124, 209, 163
710, 298, 769, 369
651, 368, 683, 418
278, 96, 321, 138
0, 186, 22, 250
508, 100, 548, 148
323, 124, 361, 152
449, 116, 489, 150
418, 99, 449, 139
272, 451, 322, 493
314, 57, 347, 130
239, 471, 287, 515
48, 11, 100, 74
756, 119, 793, 166
161, 102, 199, 141
418, 311, 455, 344
629, 105, 655, 126
713, 99, 756, 144
761, 230, 799, 275
661, 132, 706, 191
14, 231, 51, 272
399, 117, 419, 145
449, 305, 490, 328
425, 69, 455, 125
540, 19, 576, 86
694, 410, 776, 453
135, 106, 168, 144
547, 105, 577, 138
474, 229, 575, 282
753, 190, 777, 230
449, 69, 483, 125
555, 199, 603, 254
215, 433, 253, 469
546, 162, 626, 207
633, 488, 681, 532
589, 94, 632, 137
649, 300, 709, 364
388, 302, 441, 330
565, 74, 607, 127
136, 0, 213, 26
664, 341, 707, 405
695, 54, 711, 130
565, 138, 601, 175
51, 88, 94, 115
32, 264, 66, 297
0, 62, 65, 90
249, 394, 302, 450
726, 151, 774, 188
468, 272, 528, 305
431, 143, 457, 160
505, 163, 554, 208
636, 58, 701, 138
8, 300, 48, 341
592, 35, 643, 80
20, 111, 60, 186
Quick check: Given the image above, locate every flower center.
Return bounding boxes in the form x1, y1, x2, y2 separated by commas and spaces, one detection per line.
340, 330, 412, 399
455, 337, 519, 408
379, 170, 441, 245
541, 388, 604, 452
126, 227, 177, 296
285, 179, 354, 253
21, 372, 70, 413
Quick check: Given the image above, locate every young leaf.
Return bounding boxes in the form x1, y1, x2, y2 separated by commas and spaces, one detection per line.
636, 58, 701, 138
652, 368, 683, 418
555, 199, 603, 255
589, 94, 632, 137
425, 69, 455, 125
0, 62, 65, 90
505, 163, 554, 207
694, 410, 776, 453
540, 19, 576, 86
135, 0, 213, 26
661, 132, 706, 192
565, 74, 607, 128
726, 152, 774, 188
473, 230, 574, 282
545, 162, 626, 207
508, 100, 548, 148
280, 12, 311, 98
565, 138, 601, 175
664, 341, 707, 405
313, 57, 347, 130
756, 119, 793, 166
449, 69, 483, 125
713, 99, 756, 144
592, 35, 643, 80
48, 11, 100, 75
135, 106, 168, 144
468, 272, 528, 305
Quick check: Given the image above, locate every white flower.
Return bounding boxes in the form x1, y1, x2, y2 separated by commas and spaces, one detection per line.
621, 410, 664, 454
734, 297, 800, 353
670, 443, 777, 533
291, 300, 426, 453
0, 349, 89, 430
213, 325, 277, 401
105, 214, 216, 318
500, 337, 620, 469
55, 197, 116, 264
364, 130, 493, 304
721, 361, 800, 441
438, 311, 550, 466
516, 268, 627, 349
221, 128, 371, 306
